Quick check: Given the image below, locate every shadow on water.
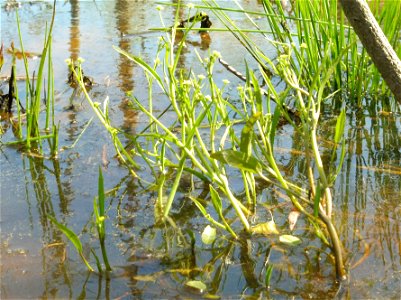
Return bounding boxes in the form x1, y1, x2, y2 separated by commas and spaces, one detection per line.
1, 0, 400, 299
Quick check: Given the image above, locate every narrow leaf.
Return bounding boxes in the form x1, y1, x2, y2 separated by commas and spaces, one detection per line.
209, 185, 222, 214
334, 108, 346, 144
48, 215, 83, 253
240, 112, 262, 159
98, 166, 105, 217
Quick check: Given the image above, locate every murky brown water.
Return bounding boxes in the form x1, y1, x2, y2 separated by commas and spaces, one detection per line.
1, 1, 400, 299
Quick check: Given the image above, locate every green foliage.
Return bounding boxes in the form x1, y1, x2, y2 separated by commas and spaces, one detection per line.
49, 167, 112, 273
82, 0, 399, 281
48, 215, 94, 272
94, 167, 112, 271
4, 0, 58, 157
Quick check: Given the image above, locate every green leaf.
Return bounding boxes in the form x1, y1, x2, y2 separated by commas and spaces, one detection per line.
265, 264, 274, 287
270, 107, 281, 145
98, 166, 105, 217
334, 108, 346, 144
279, 234, 302, 246
48, 215, 83, 253
211, 150, 262, 173
201, 225, 217, 245
240, 112, 262, 159
209, 185, 222, 215
313, 183, 322, 217
185, 280, 207, 292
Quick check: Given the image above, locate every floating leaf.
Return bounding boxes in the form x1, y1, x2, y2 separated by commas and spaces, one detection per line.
279, 234, 302, 246
201, 225, 216, 245
185, 280, 207, 292
251, 220, 279, 235
211, 150, 262, 173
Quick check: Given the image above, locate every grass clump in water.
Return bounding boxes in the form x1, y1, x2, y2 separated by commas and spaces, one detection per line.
1, 0, 59, 158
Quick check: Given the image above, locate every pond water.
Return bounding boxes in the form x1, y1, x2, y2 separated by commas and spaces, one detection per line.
1, 0, 400, 299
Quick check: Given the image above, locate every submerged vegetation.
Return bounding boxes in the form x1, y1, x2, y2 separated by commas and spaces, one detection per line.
1, 0, 400, 298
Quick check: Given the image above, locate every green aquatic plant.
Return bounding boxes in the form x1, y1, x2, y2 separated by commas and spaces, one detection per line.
48, 215, 95, 272
113, 2, 349, 279
83, 0, 398, 283
3, 0, 59, 157
49, 166, 112, 273
94, 166, 112, 271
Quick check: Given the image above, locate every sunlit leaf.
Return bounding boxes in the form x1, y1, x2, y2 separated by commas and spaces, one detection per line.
334, 108, 346, 144
201, 225, 217, 244
279, 234, 302, 246
209, 185, 222, 214
48, 215, 83, 253
48, 215, 94, 272
251, 220, 279, 235
211, 150, 262, 173
185, 280, 207, 292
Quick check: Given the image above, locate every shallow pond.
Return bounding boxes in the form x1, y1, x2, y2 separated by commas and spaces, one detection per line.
1, 1, 400, 299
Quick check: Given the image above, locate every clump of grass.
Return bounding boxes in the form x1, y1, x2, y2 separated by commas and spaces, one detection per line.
2, 0, 59, 157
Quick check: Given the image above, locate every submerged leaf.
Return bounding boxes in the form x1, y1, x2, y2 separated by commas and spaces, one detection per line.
211, 150, 262, 173
251, 220, 279, 235
132, 274, 158, 282
166, 267, 202, 276
201, 225, 217, 244
279, 234, 302, 246
185, 280, 207, 292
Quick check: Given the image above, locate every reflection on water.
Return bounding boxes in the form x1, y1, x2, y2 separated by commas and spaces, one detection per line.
1, 0, 400, 299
